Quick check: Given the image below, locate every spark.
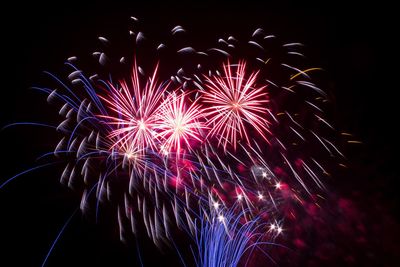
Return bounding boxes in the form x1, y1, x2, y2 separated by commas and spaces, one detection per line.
277, 226, 283, 234
275, 182, 282, 190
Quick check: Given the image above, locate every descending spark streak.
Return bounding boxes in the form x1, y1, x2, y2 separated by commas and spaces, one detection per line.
202, 61, 270, 151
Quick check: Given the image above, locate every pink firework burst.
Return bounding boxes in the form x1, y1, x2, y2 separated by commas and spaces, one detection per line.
98, 61, 169, 153
155, 92, 205, 157
202, 61, 271, 150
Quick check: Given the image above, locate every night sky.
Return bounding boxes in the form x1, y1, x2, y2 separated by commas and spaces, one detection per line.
1, 1, 398, 267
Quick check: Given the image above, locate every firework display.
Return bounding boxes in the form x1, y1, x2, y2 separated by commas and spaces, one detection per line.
1, 17, 349, 266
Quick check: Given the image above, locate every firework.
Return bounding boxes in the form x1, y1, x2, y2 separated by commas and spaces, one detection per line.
193, 208, 269, 267
98, 61, 169, 153
1, 18, 347, 267
202, 60, 270, 151
155, 92, 205, 156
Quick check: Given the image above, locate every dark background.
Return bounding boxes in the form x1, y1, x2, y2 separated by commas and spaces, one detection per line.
0, 1, 398, 266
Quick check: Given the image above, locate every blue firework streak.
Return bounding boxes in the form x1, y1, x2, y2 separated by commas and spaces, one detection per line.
193, 207, 270, 267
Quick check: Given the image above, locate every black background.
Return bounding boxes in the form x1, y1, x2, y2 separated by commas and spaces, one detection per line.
0, 1, 398, 266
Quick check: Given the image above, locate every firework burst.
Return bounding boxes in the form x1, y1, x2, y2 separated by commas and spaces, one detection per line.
203, 61, 271, 151
155, 92, 205, 156
98, 61, 169, 153
0, 17, 349, 267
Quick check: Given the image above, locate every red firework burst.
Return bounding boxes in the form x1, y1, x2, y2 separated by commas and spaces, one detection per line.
155, 92, 205, 156
202, 61, 271, 150
98, 61, 169, 153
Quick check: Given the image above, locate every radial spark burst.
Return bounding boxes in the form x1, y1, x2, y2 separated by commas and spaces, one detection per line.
156, 92, 205, 156
203, 61, 270, 150
98, 62, 169, 153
